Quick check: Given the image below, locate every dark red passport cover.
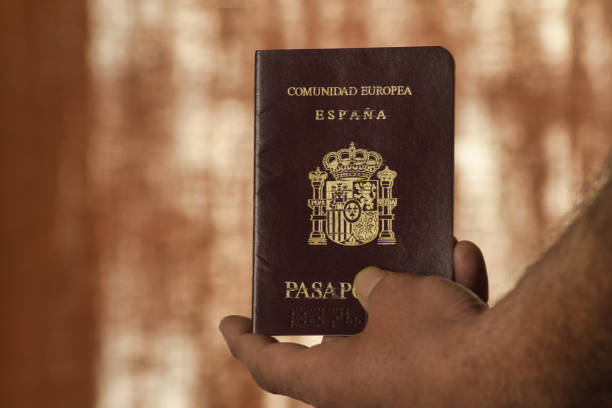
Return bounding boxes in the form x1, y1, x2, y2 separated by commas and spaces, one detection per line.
253, 47, 454, 335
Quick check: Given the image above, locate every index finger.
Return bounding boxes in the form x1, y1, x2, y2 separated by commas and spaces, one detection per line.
219, 315, 322, 403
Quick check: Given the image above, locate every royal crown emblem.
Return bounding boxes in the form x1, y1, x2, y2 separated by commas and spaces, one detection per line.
308, 142, 398, 246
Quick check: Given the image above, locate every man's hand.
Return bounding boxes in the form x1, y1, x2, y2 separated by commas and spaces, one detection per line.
221, 173, 612, 407
219, 241, 488, 407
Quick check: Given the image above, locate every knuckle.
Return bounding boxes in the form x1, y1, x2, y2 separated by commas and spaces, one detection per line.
367, 273, 439, 314
413, 275, 447, 303
416, 274, 441, 291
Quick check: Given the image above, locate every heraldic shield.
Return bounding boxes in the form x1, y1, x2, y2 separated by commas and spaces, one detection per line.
307, 142, 398, 246
325, 180, 379, 245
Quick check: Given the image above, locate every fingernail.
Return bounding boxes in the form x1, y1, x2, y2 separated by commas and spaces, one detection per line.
354, 266, 387, 301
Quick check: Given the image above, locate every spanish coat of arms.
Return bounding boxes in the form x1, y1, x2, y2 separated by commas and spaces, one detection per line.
307, 142, 398, 246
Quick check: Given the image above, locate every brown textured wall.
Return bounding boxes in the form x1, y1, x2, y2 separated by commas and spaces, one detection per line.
0, 1, 95, 407
1, 1, 611, 408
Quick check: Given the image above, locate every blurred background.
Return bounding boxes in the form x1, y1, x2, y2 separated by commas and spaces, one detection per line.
1, 0, 611, 407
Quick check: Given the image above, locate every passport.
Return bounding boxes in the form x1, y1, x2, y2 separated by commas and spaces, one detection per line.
253, 47, 454, 335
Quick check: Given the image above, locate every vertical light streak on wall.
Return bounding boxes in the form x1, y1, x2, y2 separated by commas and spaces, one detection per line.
279, 0, 307, 46
89, 0, 136, 405
544, 122, 575, 223
363, 1, 411, 45
90, 0, 203, 406
455, 97, 511, 300
319, 1, 345, 47
539, 0, 570, 70
469, 0, 512, 79
452, 0, 510, 301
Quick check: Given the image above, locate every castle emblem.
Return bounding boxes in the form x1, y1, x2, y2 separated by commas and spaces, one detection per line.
308, 142, 398, 246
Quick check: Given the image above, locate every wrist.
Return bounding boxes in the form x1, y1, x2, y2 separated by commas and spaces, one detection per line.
444, 305, 564, 408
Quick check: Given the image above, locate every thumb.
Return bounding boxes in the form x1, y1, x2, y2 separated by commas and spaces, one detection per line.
353, 266, 389, 311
